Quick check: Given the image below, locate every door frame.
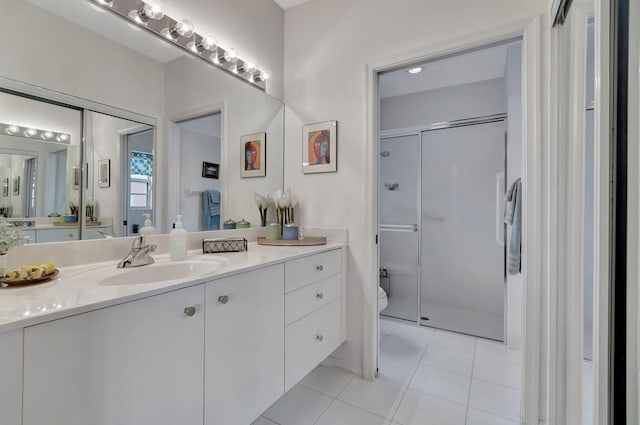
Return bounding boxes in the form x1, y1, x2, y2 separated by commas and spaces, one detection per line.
119, 125, 155, 237
365, 17, 546, 423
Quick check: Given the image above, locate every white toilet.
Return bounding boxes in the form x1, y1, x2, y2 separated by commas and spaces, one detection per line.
378, 286, 388, 312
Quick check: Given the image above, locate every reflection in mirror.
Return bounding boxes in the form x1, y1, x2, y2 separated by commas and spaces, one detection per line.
0, 0, 284, 241
84, 111, 154, 238
0, 90, 82, 240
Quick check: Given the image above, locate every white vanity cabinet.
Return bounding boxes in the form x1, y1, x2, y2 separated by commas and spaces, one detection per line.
204, 264, 285, 425
0, 329, 23, 425
284, 249, 344, 391
12, 245, 346, 425
22, 285, 205, 425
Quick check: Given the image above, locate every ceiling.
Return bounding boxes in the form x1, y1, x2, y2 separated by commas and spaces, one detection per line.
26, 0, 184, 63
273, 0, 312, 10
379, 44, 513, 99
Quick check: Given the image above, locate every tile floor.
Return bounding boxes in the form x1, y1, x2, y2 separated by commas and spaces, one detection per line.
255, 318, 594, 425
255, 318, 523, 425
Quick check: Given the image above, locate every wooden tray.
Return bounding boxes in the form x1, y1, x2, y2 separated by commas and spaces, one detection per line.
52, 221, 102, 227
0, 269, 59, 287
257, 236, 327, 246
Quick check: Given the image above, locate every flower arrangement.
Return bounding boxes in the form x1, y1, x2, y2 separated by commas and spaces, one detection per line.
68, 200, 79, 218
0, 218, 24, 255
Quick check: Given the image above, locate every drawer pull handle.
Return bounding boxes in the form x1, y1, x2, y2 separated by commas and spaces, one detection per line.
316, 265, 324, 271
316, 293, 324, 299
218, 295, 229, 304
184, 306, 196, 317
316, 334, 324, 342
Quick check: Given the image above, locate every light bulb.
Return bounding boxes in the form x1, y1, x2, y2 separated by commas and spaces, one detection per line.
210, 52, 220, 64
238, 60, 256, 74
42, 131, 53, 140
24, 128, 37, 137
95, 0, 113, 6
175, 19, 194, 38
201, 34, 217, 50
260, 69, 271, 81
57, 134, 70, 143
143, 0, 165, 19
5, 125, 18, 135
407, 67, 422, 74
223, 48, 238, 63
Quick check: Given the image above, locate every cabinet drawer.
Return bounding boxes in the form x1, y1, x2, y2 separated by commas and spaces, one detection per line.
36, 228, 78, 243
285, 274, 340, 326
285, 298, 341, 391
285, 249, 341, 293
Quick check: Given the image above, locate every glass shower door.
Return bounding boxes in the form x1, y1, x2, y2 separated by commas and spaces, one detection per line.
379, 135, 420, 322
420, 121, 506, 340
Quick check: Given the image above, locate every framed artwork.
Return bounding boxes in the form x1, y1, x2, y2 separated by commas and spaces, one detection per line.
12, 176, 19, 196
240, 132, 266, 178
73, 165, 81, 190
302, 120, 337, 174
2, 178, 8, 197
98, 159, 111, 188
202, 161, 219, 179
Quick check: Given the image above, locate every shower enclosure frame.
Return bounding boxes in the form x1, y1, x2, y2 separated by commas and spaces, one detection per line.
380, 113, 509, 341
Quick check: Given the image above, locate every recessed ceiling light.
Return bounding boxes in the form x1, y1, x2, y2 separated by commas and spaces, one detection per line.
407, 67, 423, 74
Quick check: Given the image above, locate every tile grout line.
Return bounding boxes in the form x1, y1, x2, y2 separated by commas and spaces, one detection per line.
463, 340, 478, 425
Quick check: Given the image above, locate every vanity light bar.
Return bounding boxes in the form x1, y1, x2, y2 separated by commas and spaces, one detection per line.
0, 122, 70, 144
90, 0, 270, 90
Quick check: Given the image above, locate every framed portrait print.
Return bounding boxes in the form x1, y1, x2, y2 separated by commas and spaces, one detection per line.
302, 120, 337, 174
98, 159, 110, 188
240, 132, 266, 178
202, 161, 219, 179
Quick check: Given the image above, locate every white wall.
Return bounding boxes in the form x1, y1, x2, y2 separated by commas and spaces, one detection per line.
381, 78, 506, 131
283, 0, 546, 376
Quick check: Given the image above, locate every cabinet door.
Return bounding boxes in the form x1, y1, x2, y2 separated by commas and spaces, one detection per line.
205, 264, 284, 425
0, 329, 22, 425
23, 285, 205, 425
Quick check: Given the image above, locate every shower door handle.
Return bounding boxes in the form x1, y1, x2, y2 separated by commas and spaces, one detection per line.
496, 172, 505, 246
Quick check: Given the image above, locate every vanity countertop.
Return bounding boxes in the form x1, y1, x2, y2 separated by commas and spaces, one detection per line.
0, 242, 345, 333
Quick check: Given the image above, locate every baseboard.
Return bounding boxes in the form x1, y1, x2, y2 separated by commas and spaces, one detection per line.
321, 355, 363, 377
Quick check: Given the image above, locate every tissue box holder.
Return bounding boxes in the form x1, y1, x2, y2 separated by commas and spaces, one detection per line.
202, 237, 247, 253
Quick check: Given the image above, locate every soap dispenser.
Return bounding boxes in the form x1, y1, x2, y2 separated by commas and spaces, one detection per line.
140, 214, 157, 236
170, 215, 187, 261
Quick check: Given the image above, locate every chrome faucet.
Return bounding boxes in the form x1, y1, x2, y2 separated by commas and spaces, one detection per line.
117, 236, 157, 268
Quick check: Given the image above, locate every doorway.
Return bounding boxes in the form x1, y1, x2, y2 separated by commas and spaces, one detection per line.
121, 128, 154, 237
378, 41, 522, 344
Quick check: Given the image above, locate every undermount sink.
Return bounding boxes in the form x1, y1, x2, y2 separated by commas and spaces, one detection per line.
97, 259, 228, 286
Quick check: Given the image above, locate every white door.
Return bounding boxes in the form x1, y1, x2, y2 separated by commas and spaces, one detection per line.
23, 285, 205, 425
420, 121, 506, 340
205, 264, 285, 425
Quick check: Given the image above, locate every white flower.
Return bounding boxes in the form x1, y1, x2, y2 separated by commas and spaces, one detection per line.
291, 194, 298, 208
271, 189, 283, 208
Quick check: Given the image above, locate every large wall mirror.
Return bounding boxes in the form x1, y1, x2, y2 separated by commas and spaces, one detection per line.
0, 0, 284, 243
